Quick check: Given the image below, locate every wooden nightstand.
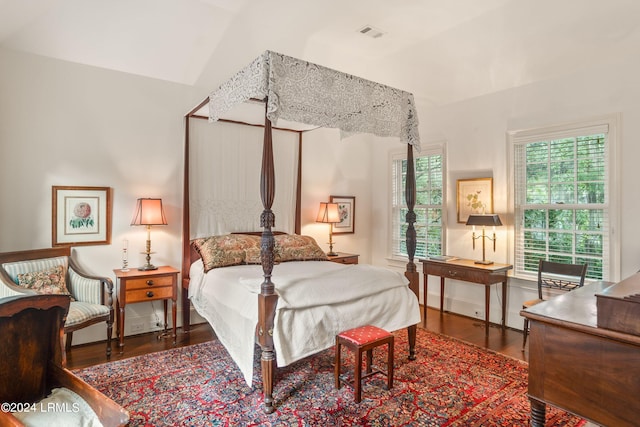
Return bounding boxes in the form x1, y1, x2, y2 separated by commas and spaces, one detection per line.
327, 252, 359, 265
113, 266, 179, 349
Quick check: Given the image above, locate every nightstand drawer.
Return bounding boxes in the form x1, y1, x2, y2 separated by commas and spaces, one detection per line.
327, 252, 359, 265
331, 256, 358, 264
125, 275, 174, 290
126, 285, 173, 303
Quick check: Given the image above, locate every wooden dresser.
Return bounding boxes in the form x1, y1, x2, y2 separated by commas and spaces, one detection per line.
521, 280, 640, 427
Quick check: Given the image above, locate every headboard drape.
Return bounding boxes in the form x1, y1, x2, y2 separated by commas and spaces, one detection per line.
188, 119, 299, 238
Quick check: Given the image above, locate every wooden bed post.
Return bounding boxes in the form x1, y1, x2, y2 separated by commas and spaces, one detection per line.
404, 142, 418, 360
258, 104, 278, 414
181, 97, 210, 335
181, 112, 193, 334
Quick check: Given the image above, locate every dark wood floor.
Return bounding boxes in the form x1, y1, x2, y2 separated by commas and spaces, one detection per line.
66, 306, 528, 370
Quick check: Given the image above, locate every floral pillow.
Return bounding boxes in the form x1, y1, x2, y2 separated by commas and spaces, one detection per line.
244, 245, 263, 264
193, 234, 261, 272
274, 234, 328, 262
17, 265, 73, 297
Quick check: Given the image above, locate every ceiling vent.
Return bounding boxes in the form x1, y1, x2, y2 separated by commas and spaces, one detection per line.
358, 25, 385, 39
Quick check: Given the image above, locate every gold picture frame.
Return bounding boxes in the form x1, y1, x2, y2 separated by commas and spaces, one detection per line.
456, 178, 493, 223
52, 186, 112, 246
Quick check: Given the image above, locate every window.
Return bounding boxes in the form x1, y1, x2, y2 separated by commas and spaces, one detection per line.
510, 116, 618, 281
391, 147, 445, 259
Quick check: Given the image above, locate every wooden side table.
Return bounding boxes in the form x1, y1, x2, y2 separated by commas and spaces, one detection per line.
328, 252, 359, 265
421, 258, 512, 335
113, 266, 179, 349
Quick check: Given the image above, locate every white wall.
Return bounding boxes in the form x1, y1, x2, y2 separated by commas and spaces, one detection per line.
300, 128, 375, 262
3, 42, 640, 345
370, 48, 640, 329
0, 47, 205, 344
0, 47, 376, 345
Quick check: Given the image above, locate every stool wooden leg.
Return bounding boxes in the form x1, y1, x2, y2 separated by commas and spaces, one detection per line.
355, 347, 362, 403
366, 349, 373, 374
335, 339, 341, 389
387, 339, 394, 390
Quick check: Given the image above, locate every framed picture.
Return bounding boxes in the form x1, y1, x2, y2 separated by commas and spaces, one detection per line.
52, 186, 112, 246
457, 178, 493, 223
330, 195, 355, 234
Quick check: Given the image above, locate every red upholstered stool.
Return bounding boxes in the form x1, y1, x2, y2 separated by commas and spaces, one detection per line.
334, 325, 394, 403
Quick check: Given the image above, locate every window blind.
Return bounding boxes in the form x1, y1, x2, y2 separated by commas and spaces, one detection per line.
512, 123, 611, 280
391, 147, 445, 259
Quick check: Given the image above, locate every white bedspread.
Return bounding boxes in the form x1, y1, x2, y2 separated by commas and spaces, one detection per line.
189, 260, 420, 385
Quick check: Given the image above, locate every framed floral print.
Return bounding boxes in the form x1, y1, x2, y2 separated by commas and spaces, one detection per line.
456, 178, 493, 223
52, 186, 112, 246
330, 195, 355, 234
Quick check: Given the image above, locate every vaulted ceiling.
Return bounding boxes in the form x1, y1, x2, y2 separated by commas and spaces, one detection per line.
2, 0, 639, 106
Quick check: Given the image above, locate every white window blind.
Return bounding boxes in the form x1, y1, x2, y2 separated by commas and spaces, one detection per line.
391, 147, 445, 259
512, 120, 615, 280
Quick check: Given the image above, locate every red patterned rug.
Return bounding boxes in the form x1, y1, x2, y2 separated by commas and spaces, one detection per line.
74, 328, 585, 426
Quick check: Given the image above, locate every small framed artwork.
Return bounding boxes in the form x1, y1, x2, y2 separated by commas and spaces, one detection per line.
330, 195, 355, 234
52, 186, 112, 246
457, 178, 493, 223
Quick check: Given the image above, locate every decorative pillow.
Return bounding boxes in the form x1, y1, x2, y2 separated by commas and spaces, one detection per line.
244, 246, 263, 264
13, 387, 102, 427
17, 265, 73, 297
274, 234, 328, 262
193, 234, 261, 272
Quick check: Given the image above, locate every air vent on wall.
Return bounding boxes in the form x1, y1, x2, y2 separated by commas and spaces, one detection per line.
358, 25, 385, 39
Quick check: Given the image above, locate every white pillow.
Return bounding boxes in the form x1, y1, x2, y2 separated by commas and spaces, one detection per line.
12, 387, 103, 427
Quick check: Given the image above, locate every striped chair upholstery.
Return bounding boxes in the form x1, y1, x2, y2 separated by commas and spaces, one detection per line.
0, 247, 114, 359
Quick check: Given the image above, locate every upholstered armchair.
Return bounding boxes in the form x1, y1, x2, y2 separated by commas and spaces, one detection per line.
0, 247, 114, 358
0, 294, 128, 426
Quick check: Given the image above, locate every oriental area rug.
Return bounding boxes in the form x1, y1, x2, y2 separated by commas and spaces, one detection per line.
74, 329, 585, 426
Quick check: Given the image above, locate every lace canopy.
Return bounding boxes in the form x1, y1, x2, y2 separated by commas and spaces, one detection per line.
209, 50, 420, 149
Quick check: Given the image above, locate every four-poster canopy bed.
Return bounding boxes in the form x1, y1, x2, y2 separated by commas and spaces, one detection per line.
181, 50, 422, 414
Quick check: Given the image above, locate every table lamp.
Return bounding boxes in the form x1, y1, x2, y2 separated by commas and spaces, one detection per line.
131, 198, 167, 270
316, 202, 340, 256
466, 214, 502, 265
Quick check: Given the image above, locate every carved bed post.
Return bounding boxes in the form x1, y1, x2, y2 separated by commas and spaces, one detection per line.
181, 97, 210, 335
181, 112, 192, 334
258, 103, 278, 414
404, 142, 418, 360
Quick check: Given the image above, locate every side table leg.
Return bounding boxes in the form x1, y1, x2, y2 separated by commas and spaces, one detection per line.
530, 398, 546, 427
501, 279, 507, 331
163, 299, 168, 332
484, 285, 490, 335
118, 304, 125, 350
422, 272, 428, 324
440, 277, 445, 313
171, 297, 177, 344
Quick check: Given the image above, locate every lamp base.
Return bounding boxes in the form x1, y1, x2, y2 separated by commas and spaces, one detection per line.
138, 249, 157, 271
474, 260, 494, 265
327, 251, 338, 257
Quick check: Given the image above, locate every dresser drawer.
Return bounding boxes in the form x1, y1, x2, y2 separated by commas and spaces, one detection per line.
126, 285, 173, 303
125, 275, 174, 290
